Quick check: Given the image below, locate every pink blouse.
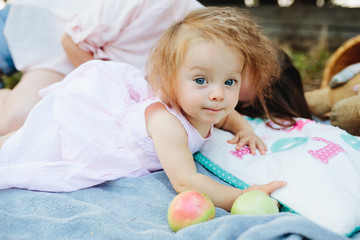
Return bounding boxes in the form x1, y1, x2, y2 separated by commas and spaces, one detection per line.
66, 0, 204, 73
4, 0, 203, 74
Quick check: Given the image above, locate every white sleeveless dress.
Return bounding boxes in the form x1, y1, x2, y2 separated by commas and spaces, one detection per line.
0, 61, 211, 192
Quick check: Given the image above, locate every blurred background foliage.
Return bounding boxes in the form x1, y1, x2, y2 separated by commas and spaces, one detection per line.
2, 72, 21, 89
283, 42, 331, 91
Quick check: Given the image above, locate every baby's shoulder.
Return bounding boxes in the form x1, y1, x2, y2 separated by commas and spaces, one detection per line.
145, 102, 185, 138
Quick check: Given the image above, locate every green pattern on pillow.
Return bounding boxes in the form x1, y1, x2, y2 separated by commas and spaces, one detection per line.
194, 152, 297, 214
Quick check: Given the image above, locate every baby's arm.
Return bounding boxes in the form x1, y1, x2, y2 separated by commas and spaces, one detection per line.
215, 110, 267, 155
146, 103, 285, 211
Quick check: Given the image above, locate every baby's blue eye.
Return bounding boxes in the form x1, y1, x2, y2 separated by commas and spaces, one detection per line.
225, 79, 236, 86
195, 78, 206, 85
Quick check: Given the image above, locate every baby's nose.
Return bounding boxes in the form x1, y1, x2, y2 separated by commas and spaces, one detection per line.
210, 85, 224, 101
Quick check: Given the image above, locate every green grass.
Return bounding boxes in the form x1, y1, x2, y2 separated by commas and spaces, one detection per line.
1, 71, 22, 89
282, 43, 332, 91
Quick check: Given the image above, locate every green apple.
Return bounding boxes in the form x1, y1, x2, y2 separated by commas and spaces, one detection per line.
167, 190, 215, 232
231, 191, 279, 215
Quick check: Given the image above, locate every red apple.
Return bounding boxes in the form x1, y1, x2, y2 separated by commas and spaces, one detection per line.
167, 190, 215, 232
231, 191, 279, 215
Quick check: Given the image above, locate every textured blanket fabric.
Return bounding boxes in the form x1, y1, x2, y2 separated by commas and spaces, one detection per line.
0, 162, 358, 240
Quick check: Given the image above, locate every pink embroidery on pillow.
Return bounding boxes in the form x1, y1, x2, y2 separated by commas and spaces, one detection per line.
230, 146, 251, 159
285, 119, 313, 132
308, 137, 346, 164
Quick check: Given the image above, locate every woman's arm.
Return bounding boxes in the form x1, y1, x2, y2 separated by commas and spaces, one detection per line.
145, 103, 284, 211
61, 33, 94, 68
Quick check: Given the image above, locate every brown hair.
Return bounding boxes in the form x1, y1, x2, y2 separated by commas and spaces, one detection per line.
147, 6, 280, 111
236, 45, 312, 126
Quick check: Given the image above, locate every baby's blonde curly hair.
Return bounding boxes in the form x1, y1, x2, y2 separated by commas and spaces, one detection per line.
147, 6, 280, 113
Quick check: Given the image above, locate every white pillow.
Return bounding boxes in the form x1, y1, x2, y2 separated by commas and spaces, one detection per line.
196, 117, 360, 236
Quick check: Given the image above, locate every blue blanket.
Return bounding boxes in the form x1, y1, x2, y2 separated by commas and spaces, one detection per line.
0, 162, 358, 240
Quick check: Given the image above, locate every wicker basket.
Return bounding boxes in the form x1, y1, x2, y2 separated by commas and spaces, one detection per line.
321, 35, 360, 88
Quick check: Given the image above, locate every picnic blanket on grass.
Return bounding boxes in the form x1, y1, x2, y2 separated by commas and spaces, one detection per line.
0, 161, 358, 240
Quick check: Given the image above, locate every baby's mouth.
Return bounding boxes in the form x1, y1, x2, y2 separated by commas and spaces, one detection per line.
203, 108, 222, 112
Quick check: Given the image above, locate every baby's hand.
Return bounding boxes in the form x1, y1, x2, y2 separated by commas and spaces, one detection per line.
243, 181, 287, 206
227, 129, 267, 155
244, 181, 287, 195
